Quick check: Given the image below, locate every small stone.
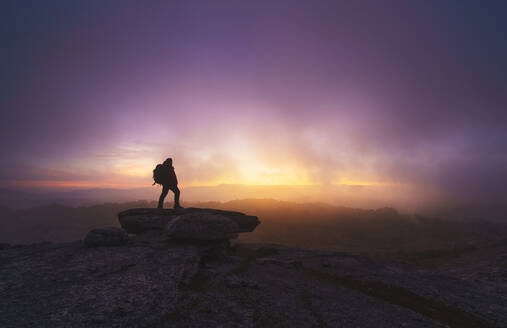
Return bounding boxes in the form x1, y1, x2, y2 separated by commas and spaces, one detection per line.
0, 243, 11, 250
225, 276, 260, 289
84, 227, 129, 247
258, 258, 303, 269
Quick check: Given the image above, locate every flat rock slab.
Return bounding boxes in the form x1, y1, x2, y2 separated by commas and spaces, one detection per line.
118, 207, 260, 234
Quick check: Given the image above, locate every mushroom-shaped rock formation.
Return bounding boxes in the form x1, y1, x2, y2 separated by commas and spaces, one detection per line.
84, 227, 129, 247
118, 207, 260, 235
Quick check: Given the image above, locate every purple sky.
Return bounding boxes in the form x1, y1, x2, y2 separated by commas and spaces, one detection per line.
1, 1, 507, 207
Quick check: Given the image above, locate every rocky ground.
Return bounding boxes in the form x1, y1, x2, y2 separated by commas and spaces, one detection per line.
395, 239, 507, 284
0, 208, 506, 327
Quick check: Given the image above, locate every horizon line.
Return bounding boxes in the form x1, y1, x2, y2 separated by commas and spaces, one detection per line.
0, 180, 399, 191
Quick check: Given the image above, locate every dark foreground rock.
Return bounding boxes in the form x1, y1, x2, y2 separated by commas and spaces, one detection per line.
84, 227, 129, 247
1, 240, 506, 328
166, 213, 239, 241
118, 207, 260, 234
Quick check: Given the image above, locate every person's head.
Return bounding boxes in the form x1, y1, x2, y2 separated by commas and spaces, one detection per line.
163, 158, 173, 166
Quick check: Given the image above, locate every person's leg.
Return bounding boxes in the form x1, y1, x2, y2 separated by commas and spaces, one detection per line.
170, 186, 182, 208
158, 185, 169, 208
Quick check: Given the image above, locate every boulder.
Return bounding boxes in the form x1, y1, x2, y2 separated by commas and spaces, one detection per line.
0, 243, 11, 250
166, 213, 239, 241
118, 207, 260, 234
84, 227, 129, 247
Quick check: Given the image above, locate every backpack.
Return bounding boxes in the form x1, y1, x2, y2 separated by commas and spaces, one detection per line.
153, 164, 168, 185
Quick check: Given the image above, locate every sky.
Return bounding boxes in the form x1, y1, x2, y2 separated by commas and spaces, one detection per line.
1, 1, 507, 209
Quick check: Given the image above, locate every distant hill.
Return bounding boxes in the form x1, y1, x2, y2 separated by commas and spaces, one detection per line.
0, 184, 431, 211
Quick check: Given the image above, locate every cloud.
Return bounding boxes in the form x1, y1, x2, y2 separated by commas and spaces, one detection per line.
1, 1, 507, 208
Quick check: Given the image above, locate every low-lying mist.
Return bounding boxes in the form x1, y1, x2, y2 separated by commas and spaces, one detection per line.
1, 199, 505, 257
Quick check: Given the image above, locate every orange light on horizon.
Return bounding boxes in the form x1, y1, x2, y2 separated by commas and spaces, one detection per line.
4, 178, 398, 190
335, 178, 397, 187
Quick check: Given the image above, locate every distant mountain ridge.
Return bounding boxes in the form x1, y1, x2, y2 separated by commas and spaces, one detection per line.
0, 184, 424, 210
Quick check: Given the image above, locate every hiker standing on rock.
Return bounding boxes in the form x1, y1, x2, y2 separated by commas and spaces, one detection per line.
153, 158, 183, 209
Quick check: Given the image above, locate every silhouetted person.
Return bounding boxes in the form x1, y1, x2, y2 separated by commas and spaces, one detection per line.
154, 158, 182, 209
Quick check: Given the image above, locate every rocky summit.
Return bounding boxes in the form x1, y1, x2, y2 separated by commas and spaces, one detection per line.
0, 209, 506, 328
